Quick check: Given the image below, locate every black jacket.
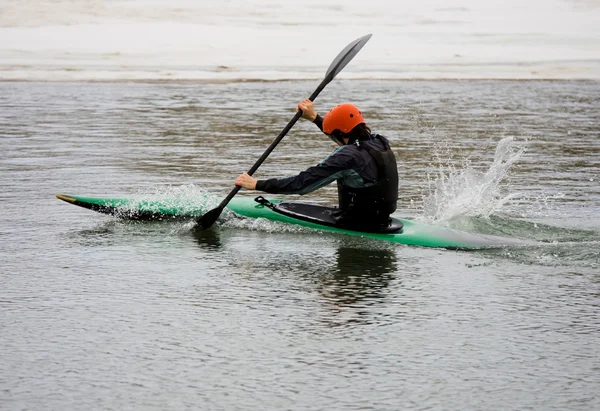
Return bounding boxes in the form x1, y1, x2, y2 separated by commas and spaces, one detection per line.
256, 115, 398, 220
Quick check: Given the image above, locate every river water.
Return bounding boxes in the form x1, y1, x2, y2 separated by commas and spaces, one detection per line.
1, 80, 599, 410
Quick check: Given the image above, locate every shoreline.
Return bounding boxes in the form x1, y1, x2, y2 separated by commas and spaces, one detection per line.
3, 61, 598, 83
2, 77, 599, 84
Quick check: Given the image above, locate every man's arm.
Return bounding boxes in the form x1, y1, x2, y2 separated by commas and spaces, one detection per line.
236, 146, 356, 195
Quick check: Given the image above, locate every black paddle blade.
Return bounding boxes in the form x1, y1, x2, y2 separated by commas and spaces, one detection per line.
324, 33, 372, 82
196, 206, 223, 229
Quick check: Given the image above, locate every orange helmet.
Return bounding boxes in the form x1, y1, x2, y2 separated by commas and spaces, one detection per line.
322, 103, 365, 135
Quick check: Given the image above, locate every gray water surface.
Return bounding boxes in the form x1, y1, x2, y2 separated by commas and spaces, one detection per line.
1, 80, 599, 410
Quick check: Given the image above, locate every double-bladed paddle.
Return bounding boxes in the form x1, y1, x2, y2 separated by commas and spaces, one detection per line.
196, 33, 372, 229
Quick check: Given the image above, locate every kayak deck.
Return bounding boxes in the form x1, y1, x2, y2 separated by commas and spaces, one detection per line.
56, 194, 526, 249
254, 196, 405, 234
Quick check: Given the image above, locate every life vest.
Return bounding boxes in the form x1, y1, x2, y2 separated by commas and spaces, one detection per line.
337, 135, 399, 219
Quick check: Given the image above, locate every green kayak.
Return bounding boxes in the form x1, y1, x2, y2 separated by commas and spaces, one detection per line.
56, 193, 526, 250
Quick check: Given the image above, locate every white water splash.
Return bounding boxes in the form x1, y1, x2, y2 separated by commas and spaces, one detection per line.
220, 216, 314, 234
125, 184, 312, 234
126, 184, 219, 215
422, 137, 525, 223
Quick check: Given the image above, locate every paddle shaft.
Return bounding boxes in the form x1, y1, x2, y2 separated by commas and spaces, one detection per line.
214, 82, 328, 211
196, 33, 372, 228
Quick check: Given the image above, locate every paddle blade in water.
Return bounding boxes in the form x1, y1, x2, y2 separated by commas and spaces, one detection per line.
324, 34, 372, 81
196, 207, 223, 229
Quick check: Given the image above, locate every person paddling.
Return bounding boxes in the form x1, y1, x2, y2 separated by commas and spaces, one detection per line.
235, 99, 399, 229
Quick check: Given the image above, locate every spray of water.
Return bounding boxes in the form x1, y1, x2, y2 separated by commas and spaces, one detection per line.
130, 184, 219, 211
125, 184, 311, 234
422, 137, 525, 223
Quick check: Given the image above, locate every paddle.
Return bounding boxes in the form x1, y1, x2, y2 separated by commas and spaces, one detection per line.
196, 33, 372, 229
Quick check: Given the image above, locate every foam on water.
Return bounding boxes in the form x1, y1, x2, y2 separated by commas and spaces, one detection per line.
486, 238, 600, 268
1, 0, 599, 80
114, 184, 214, 219
124, 184, 314, 234
130, 184, 218, 208
220, 215, 315, 235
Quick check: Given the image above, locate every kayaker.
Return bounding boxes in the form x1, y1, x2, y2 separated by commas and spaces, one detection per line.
235, 99, 399, 229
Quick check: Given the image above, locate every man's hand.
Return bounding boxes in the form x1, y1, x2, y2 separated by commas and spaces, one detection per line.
235, 173, 257, 190
297, 99, 317, 122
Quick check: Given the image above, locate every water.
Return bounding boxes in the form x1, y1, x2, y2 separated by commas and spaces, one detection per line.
1, 79, 599, 410
1, 0, 599, 81
2, 3, 599, 408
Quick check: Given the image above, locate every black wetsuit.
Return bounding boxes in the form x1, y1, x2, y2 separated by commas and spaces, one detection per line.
256, 115, 399, 227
